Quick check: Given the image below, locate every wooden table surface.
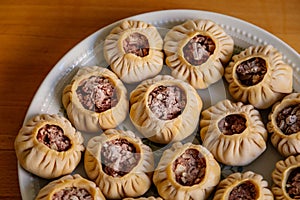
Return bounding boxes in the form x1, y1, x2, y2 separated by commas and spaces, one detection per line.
1, 0, 299, 199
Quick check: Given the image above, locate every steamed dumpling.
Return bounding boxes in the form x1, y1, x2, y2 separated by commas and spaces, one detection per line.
62, 66, 128, 132
104, 20, 164, 83
15, 114, 84, 179
200, 99, 267, 166
225, 45, 293, 109
84, 129, 154, 199
164, 19, 234, 89
130, 75, 202, 144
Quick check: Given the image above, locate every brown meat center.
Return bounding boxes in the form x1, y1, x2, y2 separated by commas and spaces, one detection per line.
236, 57, 267, 86
183, 34, 215, 66
76, 76, 117, 113
52, 187, 92, 200
37, 124, 71, 152
286, 167, 300, 199
101, 138, 140, 177
123, 32, 149, 57
276, 104, 300, 135
148, 85, 186, 120
229, 181, 258, 200
172, 148, 206, 186
218, 114, 247, 135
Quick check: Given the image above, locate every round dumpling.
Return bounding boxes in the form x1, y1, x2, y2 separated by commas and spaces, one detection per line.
62, 66, 128, 132
84, 129, 154, 199
213, 171, 273, 200
267, 93, 300, 157
225, 45, 293, 109
104, 20, 164, 83
164, 19, 234, 89
200, 99, 267, 166
153, 142, 220, 200
272, 155, 300, 199
130, 75, 202, 144
35, 174, 105, 200
14, 114, 84, 179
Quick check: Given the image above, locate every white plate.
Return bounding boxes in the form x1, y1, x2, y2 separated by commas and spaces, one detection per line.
18, 9, 300, 200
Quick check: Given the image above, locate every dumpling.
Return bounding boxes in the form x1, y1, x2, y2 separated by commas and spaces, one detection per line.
130, 75, 202, 144
225, 45, 293, 109
213, 171, 273, 200
200, 99, 267, 166
272, 155, 300, 199
164, 19, 234, 89
35, 174, 105, 200
267, 93, 300, 157
84, 129, 154, 199
14, 114, 84, 179
153, 142, 220, 200
62, 66, 128, 132
104, 20, 164, 83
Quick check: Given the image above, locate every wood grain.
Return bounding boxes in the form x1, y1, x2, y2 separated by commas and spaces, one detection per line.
1, 0, 299, 199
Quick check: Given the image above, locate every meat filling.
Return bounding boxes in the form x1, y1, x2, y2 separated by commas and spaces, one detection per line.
236, 57, 267, 86
229, 181, 257, 200
37, 124, 71, 152
276, 104, 300, 135
123, 32, 149, 57
172, 148, 206, 186
52, 187, 92, 200
101, 138, 140, 177
286, 167, 300, 199
183, 34, 215, 66
148, 85, 186, 120
76, 76, 117, 113
218, 114, 247, 135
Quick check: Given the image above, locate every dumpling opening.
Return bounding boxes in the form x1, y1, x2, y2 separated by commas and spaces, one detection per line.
183, 34, 215, 66
276, 104, 300, 135
235, 57, 267, 86
148, 85, 186, 120
36, 124, 71, 152
218, 114, 247, 135
229, 180, 258, 200
101, 138, 140, 177
76, 76, 118, 113
172, 148, 206, 186
286, 167, 300, 199
123, 32, 149, 57
52, 187, 92, 200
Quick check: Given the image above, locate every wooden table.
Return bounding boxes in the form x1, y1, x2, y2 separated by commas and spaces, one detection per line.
1, 0, 299, 199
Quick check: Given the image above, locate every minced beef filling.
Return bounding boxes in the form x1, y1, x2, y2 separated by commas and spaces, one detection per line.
172, 148, 206, 186
52, 187, 92, 200
276, 104, 300, 135
123, 32, 149, 57
148, 85, 186, 120
229, 181, 257, 200
101, 138, 140, 177
236, 57, 267, 86
76, 76, 117, 113
286, 167, 300, 199
183, 34, 215, 66
37, 124, 71, 152
218, 114, 247, 135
